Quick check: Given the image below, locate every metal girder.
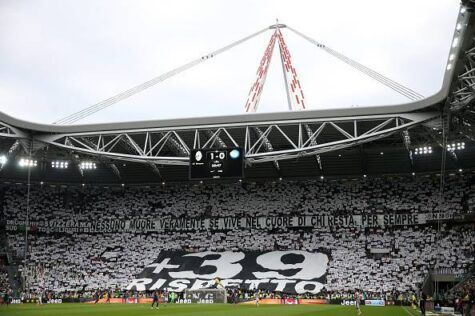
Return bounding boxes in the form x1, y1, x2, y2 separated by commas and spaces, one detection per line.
35, 112, 439, 165
252, 127, 280, 171
448, 27, 475, 142
450, 45, 475, 111
77, 137, 123, 179
401, 130, 413, 167
304, 124, 323, 171
0, 121, 28, 139
64, 139, 84, 177
449, 2, 475, 114
204, 130, 227, 149
0, 140, 23, 172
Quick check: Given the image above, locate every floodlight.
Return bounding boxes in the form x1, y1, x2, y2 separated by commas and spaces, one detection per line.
19, 158, 37, 168
79, 161, 97, 170
51, 160, 69, 169
414, 146, 432, 156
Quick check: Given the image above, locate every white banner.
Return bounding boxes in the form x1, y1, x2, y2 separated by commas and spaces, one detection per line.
127, 250, 327, 294
4, 213, 439, 234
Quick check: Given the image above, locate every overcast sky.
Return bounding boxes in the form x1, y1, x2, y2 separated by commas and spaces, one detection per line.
0, 0, 460, 125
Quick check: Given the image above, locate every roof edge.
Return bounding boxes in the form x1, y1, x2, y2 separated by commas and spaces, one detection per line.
0, 3, 471, 135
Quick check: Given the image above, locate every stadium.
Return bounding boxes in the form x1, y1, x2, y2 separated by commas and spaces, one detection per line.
0, 1, 475, 315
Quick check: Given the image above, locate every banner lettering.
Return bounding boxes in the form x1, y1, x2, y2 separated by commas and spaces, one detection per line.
127, 251, 327, 294
4, 213, 443, 234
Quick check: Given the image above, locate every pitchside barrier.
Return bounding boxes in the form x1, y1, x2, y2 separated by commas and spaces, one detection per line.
183, 289, 227, 304
240, 298, 327, 305
85, 298, 153, 304
240, 299, 389, 306
338, 299, 399, 306
364, 299, 385, 306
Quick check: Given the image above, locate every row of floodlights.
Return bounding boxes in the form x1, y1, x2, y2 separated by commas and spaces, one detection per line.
79, 162, 97, 170
447, 142, 465, 151
0, 156, 96, 170
51, 161, 69, 169
414, 142, 465, 156
414, 146, 432, 155
19, 158, 37, 167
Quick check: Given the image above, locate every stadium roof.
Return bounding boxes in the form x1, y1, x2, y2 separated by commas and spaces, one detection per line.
0, 1, 475, 185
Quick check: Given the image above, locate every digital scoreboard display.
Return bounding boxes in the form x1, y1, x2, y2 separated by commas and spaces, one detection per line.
189, 148, 243, 180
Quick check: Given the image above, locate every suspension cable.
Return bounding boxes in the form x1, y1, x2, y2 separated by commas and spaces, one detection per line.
54, 27, 270, 125
286, 26, 424, 101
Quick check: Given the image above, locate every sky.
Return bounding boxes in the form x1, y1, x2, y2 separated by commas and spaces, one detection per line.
0, 0, 460, 125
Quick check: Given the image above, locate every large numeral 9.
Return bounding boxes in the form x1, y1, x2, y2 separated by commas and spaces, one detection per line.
253, 251, 328, 280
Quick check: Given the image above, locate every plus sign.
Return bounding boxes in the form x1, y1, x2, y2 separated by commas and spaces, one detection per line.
147, 258, 179, 274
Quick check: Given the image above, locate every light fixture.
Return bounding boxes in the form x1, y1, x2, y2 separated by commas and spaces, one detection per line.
447, 142, 465, 152
0, 155, 7, 165
452, 37, 459, 48
79, 161, 96, 170
18, 158, 37, 168
363, 174, 367, 178
458, 168, 463, 173
412, 172, 415, 176
414, 146, 432, 155
279, 177, 282, 181
320, 176, 324, 180
51, 160, 69, 169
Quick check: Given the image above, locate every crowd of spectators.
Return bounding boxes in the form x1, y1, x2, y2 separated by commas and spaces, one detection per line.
0, 270, 9, 292
0, 173, 473, 303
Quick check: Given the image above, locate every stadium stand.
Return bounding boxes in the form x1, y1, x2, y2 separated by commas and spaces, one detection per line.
1, 173, 474, 301
0, 270, 9, 292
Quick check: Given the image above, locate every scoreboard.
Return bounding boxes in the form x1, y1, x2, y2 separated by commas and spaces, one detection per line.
189, 148, 243, 180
